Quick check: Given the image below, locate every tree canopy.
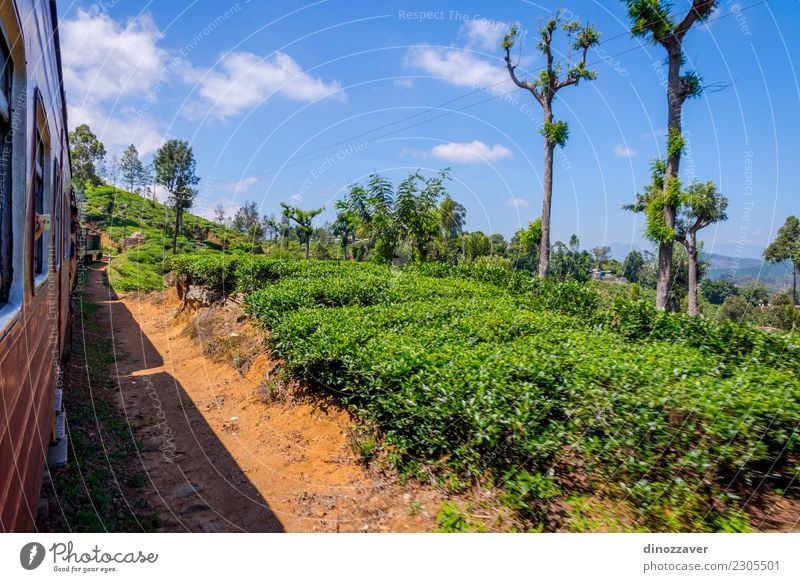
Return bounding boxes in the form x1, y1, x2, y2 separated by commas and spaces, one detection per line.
69, 124, 106, 186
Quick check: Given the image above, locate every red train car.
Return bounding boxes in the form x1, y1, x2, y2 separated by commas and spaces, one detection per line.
0, 0, 75, 532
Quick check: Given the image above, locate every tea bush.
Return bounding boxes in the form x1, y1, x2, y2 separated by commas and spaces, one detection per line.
170, 256, 800, 530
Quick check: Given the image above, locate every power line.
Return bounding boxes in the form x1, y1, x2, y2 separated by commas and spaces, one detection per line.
218, 0, 768, 183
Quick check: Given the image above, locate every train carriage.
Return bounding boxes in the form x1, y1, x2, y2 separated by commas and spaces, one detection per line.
0, 0, 74, 532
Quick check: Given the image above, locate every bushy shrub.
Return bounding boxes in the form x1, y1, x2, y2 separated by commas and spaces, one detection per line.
267, 290, 799, 530
718, 295, 755, 323
245, 272, 394, 328
230, 241, 263, 254
168, 255, 800, 530
168, 253, 241, 292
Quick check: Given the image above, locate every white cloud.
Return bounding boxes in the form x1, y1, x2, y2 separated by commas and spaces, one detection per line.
193, 51, 344, 119
68, 104, 166, 155
462, 19, 509, 51
61, 9, 171, 155
429, 140, 512, 164
506, 197, 530, 208
289, 193, 304, 202
220, 176, 258, 193
614, 145, 635, 158
61, 9, 165, 105
405, 45, 508, 91
640, 129, 667, 141
394, 78, 415, 89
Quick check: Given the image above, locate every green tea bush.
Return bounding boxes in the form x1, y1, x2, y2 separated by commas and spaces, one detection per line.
269, 295, 799, 529
245, 272, 395, 328
169, 253, 240, 292
168, 256, 800, 530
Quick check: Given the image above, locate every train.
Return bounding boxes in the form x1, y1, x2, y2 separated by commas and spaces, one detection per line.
0, 0, 76, 532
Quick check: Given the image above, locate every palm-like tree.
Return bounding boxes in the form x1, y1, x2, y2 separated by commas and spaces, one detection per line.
281, 203, 323, 259
332, 202, 358, 260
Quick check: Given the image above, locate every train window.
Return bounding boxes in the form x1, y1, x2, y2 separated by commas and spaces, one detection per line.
0, 31, 11, 304
67, 195, 75, 259
63, 190, 70, 259
33, 132, 44, 276
54, 163, 60, 269
32, 95, 52, 291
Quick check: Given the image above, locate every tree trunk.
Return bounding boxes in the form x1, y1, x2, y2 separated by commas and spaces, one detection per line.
305, 237, 310, 259
657, 48, 685, 311
538, 107, 555, 279
793, 263, 797, 306
686, 235, 699, 316
172, 204, 180, 254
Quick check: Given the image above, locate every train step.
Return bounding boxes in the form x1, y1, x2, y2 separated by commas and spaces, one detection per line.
46, 411, 68, 469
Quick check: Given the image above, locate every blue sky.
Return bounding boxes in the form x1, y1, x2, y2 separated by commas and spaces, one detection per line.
57, 0, 800, 258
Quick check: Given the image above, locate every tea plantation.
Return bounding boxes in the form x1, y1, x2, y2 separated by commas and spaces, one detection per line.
170, 255, 800, 531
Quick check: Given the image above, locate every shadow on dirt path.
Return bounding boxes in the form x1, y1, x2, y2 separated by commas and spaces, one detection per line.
87, 263, 283, 532
52, 262, 444, 532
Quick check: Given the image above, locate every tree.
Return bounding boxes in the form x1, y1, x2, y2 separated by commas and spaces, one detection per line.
739, 280, 770, 306
154, 140, 200, 253
718, 295, 753, 324
606, 258, 624, 276
395, 170, 450, 262
639, 244, 708, 310
69, 124, 106, 186
332, 203, 358, 260
438, 195, 466, 261
591, 246, 612, 270
463, 231, 492, 261
339, 176, 398, 263
490, 233, 508, 257
213, 203, 227, 226
624, 0, 717, 310
622, 250, 645, 283
761, 292, 799, 331
340, 172, 459, 263
281, 203, 323, 259
676, 180, 728, 316
510, 219, 542, 272
569, 234, 580, 254
700, 278, 738, 305
141, 163, 156, 206
105, 155, 119, 217
279, 205, 293, 248
232, 200, 264, 239
119, 144, 145, 195
764, 215, 800, 305
504, 13, 600, 277
551, 237, 594, 282
262, 213, 279, 243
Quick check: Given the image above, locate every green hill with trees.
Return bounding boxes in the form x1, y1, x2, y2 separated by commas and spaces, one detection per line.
79, 183, 244, 292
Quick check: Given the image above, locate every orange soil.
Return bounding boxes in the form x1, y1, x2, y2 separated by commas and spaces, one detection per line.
87, 263, 444, 532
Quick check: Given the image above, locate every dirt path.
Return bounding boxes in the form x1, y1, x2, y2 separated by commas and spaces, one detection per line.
86, 263, 443, 532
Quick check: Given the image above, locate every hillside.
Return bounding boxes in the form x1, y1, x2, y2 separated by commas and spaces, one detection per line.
80, 184, 245, 292
706, 253, 793, 292
167, 255, 800, 532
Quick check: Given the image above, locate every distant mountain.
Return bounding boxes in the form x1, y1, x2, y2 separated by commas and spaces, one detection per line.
701, 243, 764, 260
706, 254, 793, 292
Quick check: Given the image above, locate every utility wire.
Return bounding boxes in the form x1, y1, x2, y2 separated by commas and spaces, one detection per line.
218, 0, 768, 182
